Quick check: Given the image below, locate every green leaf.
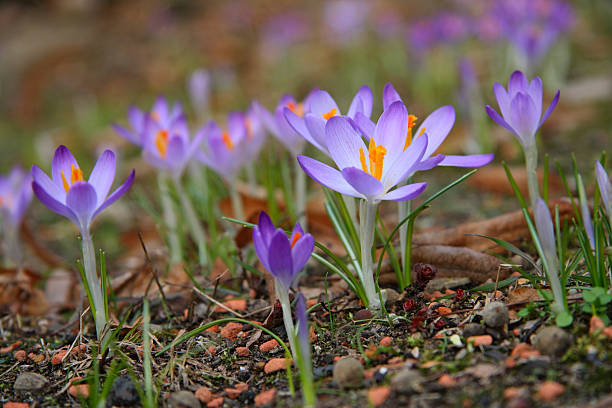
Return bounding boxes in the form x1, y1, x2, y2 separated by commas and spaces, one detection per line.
555, 311, 573, 327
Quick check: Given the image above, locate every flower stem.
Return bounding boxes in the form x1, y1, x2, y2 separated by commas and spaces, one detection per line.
295, 159, 307, 230
158, 173, 182, 264
2, 220, 23, 269
173, 176, 208, 267
359, 199, 381, 311
81, 229, 106, 340
525, 143, 539, 209
275, 283, 297, 361
229, 185, 244, 221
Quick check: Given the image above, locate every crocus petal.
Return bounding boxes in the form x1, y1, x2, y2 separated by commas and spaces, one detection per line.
353, 112, 375, 140
382, 82, 402, 110
326, 116, 367, 170
308, 90, 340, 118
382, 133, 428, 188
152, 96, 169, 124
303, 114, 330, 155
165, 136, 186, 170
11, 172, 33, 226
290, 222, 305, 243
380, 182, 427, 201
539, 90, 560, 127
66, 182, 98, 228
416, 105, 455, 158
169, 114, 190, 144
284, 108, 309, 139
32, 165, 64, 203
88, 150, 116, 206
291, 233, 314, 276
596, 161, 612, 217
32, 181, 79, 225
347, 85, 373, 118
374, 101, 408, 166
533, 198, 558, 265
486, 105, 517, 135
92, 169, 135, 220
297, 155, 361, 198
51, 145, 79, 189
508, 71, 528, 96
411, 154, 446, 173
186, 126, 206, 162
112, 124, 140, 145
257, 211, 276, 246
493, 82, 512, 121
267, 230, 295, 288
527, 76, 543, 119
509, 93, 539, 147
254, 101, 279, 137
253, 227, 271, 272
341, 167, 384, 198
128, 106, 145, 133
439, 153, 494, 167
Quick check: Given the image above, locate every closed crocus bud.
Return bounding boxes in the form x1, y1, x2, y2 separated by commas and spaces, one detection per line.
596, 161, 612, 224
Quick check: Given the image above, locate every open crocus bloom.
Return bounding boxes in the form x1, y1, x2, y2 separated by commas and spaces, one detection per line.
253, 211, 314, 290
355, 82, 494, 171
285, 85, 373, 156
141, 109, 204, 177
0, 166, 33, 227
113, 96, 184, 146
197, 113, 249, 183
486, 70, 560, 149
297, 102, 428, 202
255, 92, 315, 155
31, 145, 135, 232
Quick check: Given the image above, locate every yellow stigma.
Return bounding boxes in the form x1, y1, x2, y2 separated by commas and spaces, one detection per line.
61, 164, 84, 193
287, 101, 304, 117
290, 232, 302, 248
155, 130, 169, 158
322, 108, 338, 121
222, 131, 234, 151
359, 138, 387, 181
403, 114, 418, 151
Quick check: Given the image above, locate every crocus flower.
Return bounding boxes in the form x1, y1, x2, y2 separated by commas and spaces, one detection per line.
0, 166, 33, 228
357, 82, 494, 170
187, 69, 211, 115
253, 211, 314, 290
298, 102, 429, 203
242, 102, 268, 164
285, 86, 373, 156
596, 161, 612, 224
486, 70, 560, 150
31, 145, 135, 233
113, 96, 184, 146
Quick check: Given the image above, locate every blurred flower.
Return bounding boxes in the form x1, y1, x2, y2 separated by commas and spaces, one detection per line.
323, 0, 369, 44
297, 103, 427, 203
358, 83, 493, 170
31, 145, 135, 233
596, 161, 612, 224
486, 70, 560, 150
0, 166, 33, 228
113, 96, 184, 146
242, 103, 268, 164
285, 86, 373, 156
187, 69, 211, 115
253, 211, 314, 290
407, 13, 470, 56
260, 12, 309, 59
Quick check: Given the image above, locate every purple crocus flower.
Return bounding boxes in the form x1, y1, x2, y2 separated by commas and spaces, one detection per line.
596, 161, 612, 224
360, 83, 494, 170
31, 145, 135, 232
0, 166, 33, 228
285, 86, 373, 156
486, 70, 560, 150
113, 96, 183, 146
252, 211, 314, 290
297, 102, 428, 203
187, 69, 211, 115
242, 102, 268, 164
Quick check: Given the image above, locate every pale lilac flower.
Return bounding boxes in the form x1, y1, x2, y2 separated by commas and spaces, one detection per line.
0, 166, 33, 227
187, 69, 211, 114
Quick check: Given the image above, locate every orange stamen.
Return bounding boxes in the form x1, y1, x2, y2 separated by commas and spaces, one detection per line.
290, 232, 302, 248
322, 108, 338, 121
404, 114, 418, 150
287, 102, 304, 117
374, 145, 386, 180
359, 148, 368, 173
362, 138, 387, 181
222, 131, 234, 151
155, 130, 169, 158
70, 164, 83, 184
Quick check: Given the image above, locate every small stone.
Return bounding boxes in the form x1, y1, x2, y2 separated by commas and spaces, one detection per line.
481, 302, 508, 328
390, 368, 424, 394
207, 397, 224, 408
532, 326, 571, 357
51, 349, 68, 365
264, 358, 290, 374
225, 383, 248, 399
236, 347, 250, 357
536, 381, 565, 402
14, 372, 48, 392
4, 403, 29, 408
379, 336, 392, 347
255, 388, 277, 406
437, 374, 456, 387
333, 357, 364, 389
467, 335, 493, 346
0, 340, 22, 354
28, 353, 45, 363
213, 299, 247, 313
504, 386, 526, 400
168, 390, 200, 408
220, 322, 243, 341
259, 339, 279, 353
368, 386, 390, 406
195, 386, 213, 403
381, 288, 400, 306
68, 378, 89, 399
107, 376, 140, 407
437, 306, 452, 316
354, 309, 373, 321
207, 346, 217, 355
14, 350, 26, 362
462, 323, 486, 337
